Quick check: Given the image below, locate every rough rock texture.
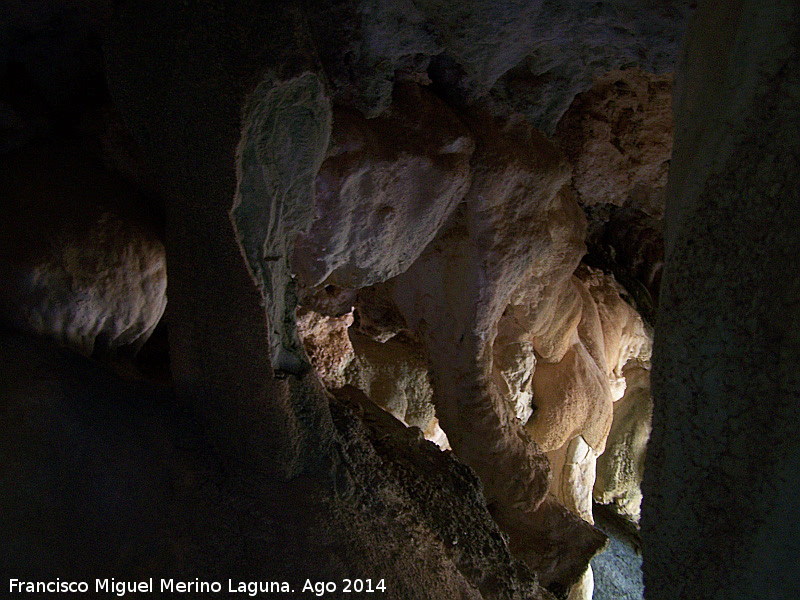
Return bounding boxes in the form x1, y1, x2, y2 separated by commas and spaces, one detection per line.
554, 68, 673, 327
296, 308, 355, 389
297, 304, 448, 448
2, 1, 730, 598
594, 363, 652, 522
332, 385, 550, 599
102, 3, 605, 597
0, 141, 166, 356
0, 332, 553, 600
492, 184, 587, 376
526, 276, 613, 455
293, 81, 473, 290
266, 0, 690, 132
642, 1, 800, 598
504, 265, 650, 600
232, 72, 332, 375
303, 0, 442, 117
591, 504, 644, 600
489, 0, 691, 134
414, 0, 545, 95
555, 69, 673, 213
345, 332, 434, 431
107, 0, 337, 478
578, 266, 651, 401
306, 0, 543, 116
583, 206, 664, 326
391, 113, 607, 592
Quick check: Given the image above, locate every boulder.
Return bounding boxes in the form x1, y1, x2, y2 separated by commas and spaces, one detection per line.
293, 81, 473, 290
0, 141, 166, 356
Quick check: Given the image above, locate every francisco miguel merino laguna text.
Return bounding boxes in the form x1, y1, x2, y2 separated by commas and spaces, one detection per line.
9, 578, 297, 596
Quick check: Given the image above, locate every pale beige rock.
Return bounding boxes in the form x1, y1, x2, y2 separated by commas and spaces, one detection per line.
231, 72, 333, 376
528, 334, 613, 454
296, 308, 355, 389
298, 308, 449, 448
544, 436, 599, 600
293, 81, 474, 289
556, 68, 674, 215
578, 266, 652, 400
491, 340, 536, 423
344, 331, 434, 432
567, 568, 594, 600
392, 111, 604, 590
594, 363, 652, 522
422, 417, 451, 451
496, 186, 587, 366
525, 275, 614, 455
547, 435, 599, 525
0, 141, 166, 356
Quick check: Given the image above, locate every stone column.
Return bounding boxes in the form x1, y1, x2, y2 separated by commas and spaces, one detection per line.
642, 1, 800, 597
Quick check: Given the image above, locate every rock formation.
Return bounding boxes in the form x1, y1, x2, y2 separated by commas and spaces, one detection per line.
0, 333, 550, 600
594, 362, 652, 522
0, 140, 166, 356
642, 1, 800, 598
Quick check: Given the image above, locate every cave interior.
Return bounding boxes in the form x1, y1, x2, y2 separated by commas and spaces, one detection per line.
1, 1, 799, 599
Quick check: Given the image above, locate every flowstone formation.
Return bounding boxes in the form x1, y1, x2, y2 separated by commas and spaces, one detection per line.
231, 72, 332, 375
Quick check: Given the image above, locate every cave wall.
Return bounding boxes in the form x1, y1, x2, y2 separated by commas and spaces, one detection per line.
642, 0, 800, 597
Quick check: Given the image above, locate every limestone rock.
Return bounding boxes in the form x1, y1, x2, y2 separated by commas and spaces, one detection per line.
526, 276, 613, 455
231, 72, 332, 375
590, 505, 644, 600
555, 68, 672, 327
392, 114, 571, 511
413, 0, 545, 95
577, 266, 652, 401
555, 69, 673, 212
344, 331, 434, 432
293, 81, 474, 290
0, 141, 166, 356
502, 495, 607, 598
297, 303, 448, 448
392, 110, 606, 591
491, 339, 537, 423
528, 332, 613, 455
352, 284, 413, 343
332, 384, 556, 599
496, 185, 587, 367
489, 1, 691, 134
304, 0, 442, 116
584, 206, 664, 326
644, 3, 800, 597
546, 436, 599, 525
594, 363, 652, 522
296, 308, 355, 389
0, 332, 553, 600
